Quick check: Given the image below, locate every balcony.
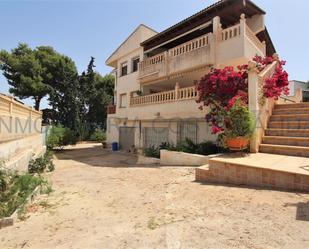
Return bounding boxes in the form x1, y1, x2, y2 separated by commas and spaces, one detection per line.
130, 85, 197, 107
139, 33, 215, 84
139, 17, 267, 84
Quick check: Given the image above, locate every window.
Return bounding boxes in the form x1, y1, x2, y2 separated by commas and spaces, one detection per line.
132, 57, 140, 73
143, 127, 169, 148
121, 62, 128, 76
177, 122, 197, 143
119, 93, 127, 108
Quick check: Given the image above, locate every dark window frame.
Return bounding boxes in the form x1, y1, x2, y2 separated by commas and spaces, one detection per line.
120, 62, 128, 77
132, 57, 140, 73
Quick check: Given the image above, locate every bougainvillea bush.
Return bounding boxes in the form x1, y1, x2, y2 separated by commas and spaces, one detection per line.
196, 55, 289, 135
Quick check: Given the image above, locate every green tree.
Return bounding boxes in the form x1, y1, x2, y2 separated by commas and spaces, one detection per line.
0, 43, 78, 110
78, 57, 114, 132
47, 56, 80, 131
87, 73, 114, 129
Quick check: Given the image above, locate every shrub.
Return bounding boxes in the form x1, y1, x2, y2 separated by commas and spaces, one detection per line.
196, 141, 220, 155
158, 142, 176, 151
196, 55, 289, 134
89, 129, 106, 142
47, 125, 77, 150
224, 98, 255, 138
144, 139, 221, 158
0, 170, 50, 218
28, 151, 55, 174
144, 145, 160, 159
174, 139, 221, 155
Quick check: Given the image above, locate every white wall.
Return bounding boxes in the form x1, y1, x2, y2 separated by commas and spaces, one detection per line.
288, 80, 309, 97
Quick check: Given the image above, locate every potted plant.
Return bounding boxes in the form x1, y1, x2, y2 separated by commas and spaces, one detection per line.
136, 90, 143, 96
223, 98, 255, 151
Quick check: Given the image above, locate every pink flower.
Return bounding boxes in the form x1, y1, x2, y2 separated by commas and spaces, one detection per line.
211, 125, 223, 134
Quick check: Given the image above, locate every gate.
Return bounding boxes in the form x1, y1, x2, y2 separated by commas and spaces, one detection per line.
119, 127, 135, 150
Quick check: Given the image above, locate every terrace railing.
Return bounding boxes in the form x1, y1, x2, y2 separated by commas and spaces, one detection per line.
130, 85, 197, 106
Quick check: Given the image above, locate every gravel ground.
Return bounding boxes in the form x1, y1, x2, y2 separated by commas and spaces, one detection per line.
1, 143, 309, 249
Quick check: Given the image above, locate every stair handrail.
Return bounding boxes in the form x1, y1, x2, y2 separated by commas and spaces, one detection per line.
279, 96, 296, 103
248, 55, 279, 153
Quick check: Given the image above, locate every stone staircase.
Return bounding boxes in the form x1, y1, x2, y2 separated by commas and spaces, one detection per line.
260, 102, 309, 157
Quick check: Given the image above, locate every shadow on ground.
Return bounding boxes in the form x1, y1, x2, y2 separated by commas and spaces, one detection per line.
53, 143, 185, 169
284, 201, 309, 221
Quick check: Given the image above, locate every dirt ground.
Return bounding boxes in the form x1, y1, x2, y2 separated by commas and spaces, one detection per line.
1, 143, 309, 249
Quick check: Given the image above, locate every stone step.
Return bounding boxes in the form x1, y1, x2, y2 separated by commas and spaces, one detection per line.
259, 144, 309, 157
270, 114, 309, 122
275, 103, 309, 109
263, 136, 309, 147
268, 121, 309, 129
273, 108, 309, 115
265, 129, 309, 137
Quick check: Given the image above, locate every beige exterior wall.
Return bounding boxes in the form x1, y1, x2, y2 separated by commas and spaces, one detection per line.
160, 150, 218, 166
106, 13, 268, 149
0, 94, 45, 171
0, 94, 42, 142
107, 116, 216, 149
0, 134, 46, 172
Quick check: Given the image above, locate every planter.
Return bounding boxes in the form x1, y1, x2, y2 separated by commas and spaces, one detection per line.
160, 150, 220, 166
226, 137, 249, 151
136, 155, 160, 165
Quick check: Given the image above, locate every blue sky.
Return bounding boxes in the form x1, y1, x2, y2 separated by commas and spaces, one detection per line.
0, 0, 308, 108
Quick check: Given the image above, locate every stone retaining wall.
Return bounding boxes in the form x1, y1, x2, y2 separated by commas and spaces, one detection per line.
160, 150, 219, 166
196, 160, 309, 192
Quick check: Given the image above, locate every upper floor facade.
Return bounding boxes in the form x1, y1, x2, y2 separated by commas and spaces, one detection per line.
105, 0, 276, 121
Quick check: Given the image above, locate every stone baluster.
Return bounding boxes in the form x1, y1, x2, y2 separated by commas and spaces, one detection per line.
175, 82, 180, 100
248, 61, 260, 153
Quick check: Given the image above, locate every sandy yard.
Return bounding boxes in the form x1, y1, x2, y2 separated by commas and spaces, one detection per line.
1, 143, 309, 249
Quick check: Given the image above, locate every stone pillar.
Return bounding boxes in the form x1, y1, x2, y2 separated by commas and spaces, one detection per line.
175, 82, 180, 100
240, 13, 246, 36
212, 16, 222, 64
248, 61, 260, 153
262, 41, 266, 56
164, 50, 169, 76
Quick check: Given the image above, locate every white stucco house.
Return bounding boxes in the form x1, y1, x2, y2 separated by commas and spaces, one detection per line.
288, 80, 309, 102
105, 0, 276, 151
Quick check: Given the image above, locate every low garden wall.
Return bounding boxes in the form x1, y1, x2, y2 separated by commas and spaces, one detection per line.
0, 94, 45, 172
136, 155, 160, 165
160, 150, 220, 166
0, 134, 46, 172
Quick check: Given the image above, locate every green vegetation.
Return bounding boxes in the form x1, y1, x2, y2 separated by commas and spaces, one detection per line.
28, 151, 55, 174
46, 125, 77, 150
0, 169, 51, 218
0, 44, 114, 140
144, 139, 223, 158
144, 145, 160, 159
224, 98, 255, 139
89, 128, 106, 142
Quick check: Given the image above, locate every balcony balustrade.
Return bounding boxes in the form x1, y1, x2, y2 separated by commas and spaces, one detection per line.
130, 84, 197, 107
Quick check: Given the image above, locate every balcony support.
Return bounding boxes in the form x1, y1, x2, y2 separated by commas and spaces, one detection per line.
248, 61, 259, 153
175, 82, 180, 100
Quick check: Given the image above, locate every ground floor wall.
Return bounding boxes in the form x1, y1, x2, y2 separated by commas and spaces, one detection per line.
0, 116, 42, 142
0, 134, 46, 172
106, 117, 217, 150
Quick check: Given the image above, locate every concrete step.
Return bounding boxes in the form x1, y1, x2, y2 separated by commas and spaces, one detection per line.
275, 103, 309, 109
270, 114, 309, 122
259, 144, 309, 157
263, 136, 309, 147
265, 129, 309, 137
268, 121, 309, 129
273, 107, 309, 115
